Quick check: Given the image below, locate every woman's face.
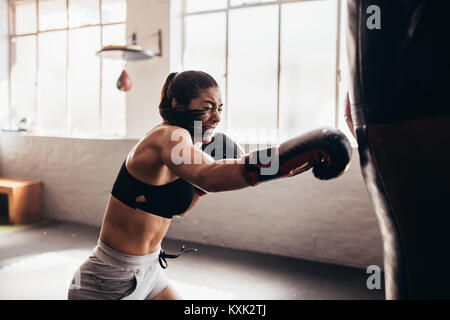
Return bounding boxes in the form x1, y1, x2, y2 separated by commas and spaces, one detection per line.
187, 86, 223, 143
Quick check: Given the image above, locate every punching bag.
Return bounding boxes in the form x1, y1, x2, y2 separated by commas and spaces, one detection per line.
346, 0, 449, 299
117, 69, 132, 92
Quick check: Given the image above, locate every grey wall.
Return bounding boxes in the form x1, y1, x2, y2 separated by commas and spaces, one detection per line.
0, 132, 383, 269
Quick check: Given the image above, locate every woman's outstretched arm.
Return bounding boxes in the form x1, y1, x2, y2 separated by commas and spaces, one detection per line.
159, 126, 249, 193
159, 125, 352, 193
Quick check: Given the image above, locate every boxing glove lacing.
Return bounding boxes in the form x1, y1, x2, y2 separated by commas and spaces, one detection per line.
159, 245, 198, 269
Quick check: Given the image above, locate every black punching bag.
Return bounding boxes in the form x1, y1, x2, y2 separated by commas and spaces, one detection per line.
346, 0, 449, 299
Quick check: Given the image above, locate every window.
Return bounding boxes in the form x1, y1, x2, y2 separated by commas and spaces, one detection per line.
182, 0, 351, 144
7, 0, 127, 137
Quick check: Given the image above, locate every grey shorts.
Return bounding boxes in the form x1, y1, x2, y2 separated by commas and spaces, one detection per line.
67, 239, 170, 300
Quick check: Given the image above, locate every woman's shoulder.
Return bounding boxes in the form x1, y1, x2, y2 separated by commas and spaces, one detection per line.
126, 124, 188, 178
147, 123, 191, 145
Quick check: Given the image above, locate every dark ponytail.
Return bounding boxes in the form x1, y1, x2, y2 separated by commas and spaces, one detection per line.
159, 72, 178, 122
158, 70, 218, 126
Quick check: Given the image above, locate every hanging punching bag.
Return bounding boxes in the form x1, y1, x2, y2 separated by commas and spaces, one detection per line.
347, 0, 449, 299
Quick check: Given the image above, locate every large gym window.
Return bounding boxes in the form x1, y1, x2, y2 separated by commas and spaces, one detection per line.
6, 0, 127, 137
182, 0, 350, 143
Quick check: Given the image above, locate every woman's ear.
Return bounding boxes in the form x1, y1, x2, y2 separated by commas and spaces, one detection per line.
172, 98, 178, 108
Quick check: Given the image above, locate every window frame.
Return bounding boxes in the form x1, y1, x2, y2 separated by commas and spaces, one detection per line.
7, 0, 127, 137
181, 0, 343, 141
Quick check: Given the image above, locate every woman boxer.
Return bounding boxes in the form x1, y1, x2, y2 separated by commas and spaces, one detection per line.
67, 70, 352, 300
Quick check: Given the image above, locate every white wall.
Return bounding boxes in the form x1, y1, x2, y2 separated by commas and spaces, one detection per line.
0, 0, 9, 129
0, 0, 383, 270
125, 0, 173, 139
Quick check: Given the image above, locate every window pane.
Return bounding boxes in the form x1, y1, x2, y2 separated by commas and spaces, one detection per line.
101, 0, 126, 24
10, 35, 36, 130
279, 0, 337, 140
230, 0, 274, 6
185, 0, 227, 13
39, 0, 67, 31
10, 0, 37, 35
228, 5, 278, 136
69, 0, 100, 28
184, 12, 226, 130
38, 31, 67, 134
101, 24, 126, 136
68, 26, 100, 135
102, 22, 125, 46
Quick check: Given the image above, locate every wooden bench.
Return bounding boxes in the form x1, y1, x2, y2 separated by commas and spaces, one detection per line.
0, 178, 43, 225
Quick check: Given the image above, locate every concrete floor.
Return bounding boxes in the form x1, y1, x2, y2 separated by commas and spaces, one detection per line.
0, 220, 385, 300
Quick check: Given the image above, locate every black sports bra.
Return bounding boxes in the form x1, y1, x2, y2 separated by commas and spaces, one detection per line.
111, 160, 195, 219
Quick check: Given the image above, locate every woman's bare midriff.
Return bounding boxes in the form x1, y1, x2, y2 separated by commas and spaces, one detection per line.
99, 195, 172, 255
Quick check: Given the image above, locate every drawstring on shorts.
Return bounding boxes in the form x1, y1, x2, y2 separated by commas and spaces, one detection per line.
159, 245, 198, 269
